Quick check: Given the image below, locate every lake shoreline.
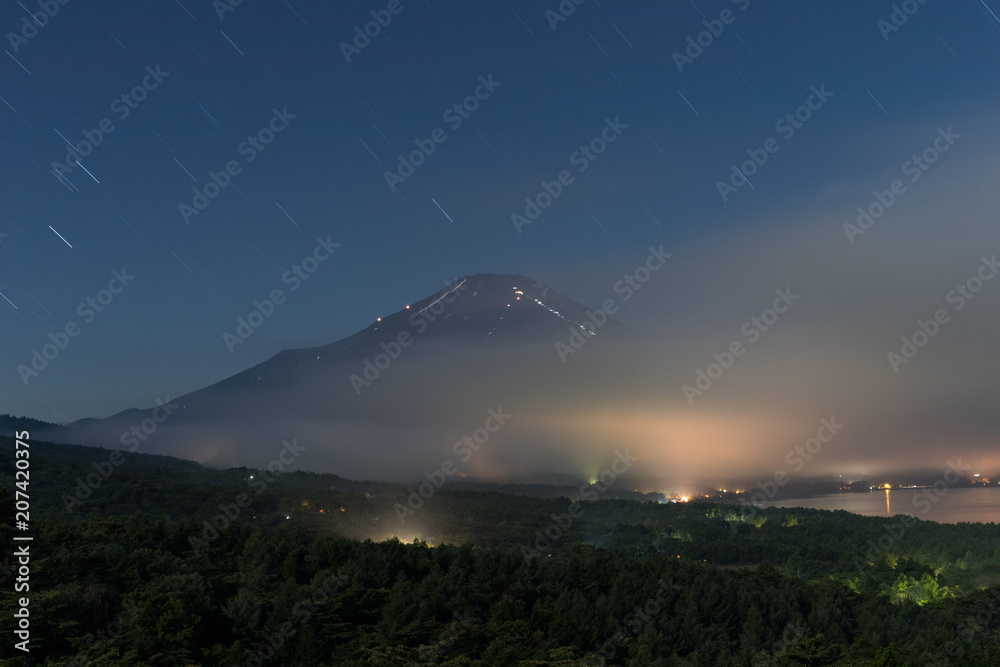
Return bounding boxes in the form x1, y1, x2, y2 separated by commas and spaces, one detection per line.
764, 486, 1000, 525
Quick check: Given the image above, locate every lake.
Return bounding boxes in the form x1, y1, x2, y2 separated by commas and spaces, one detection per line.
770, 487, 1000, 524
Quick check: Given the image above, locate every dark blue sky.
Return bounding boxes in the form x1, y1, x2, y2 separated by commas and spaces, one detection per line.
3, 0, 1000, 423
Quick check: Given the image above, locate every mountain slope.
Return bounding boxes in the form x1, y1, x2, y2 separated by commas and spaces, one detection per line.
60, 273, 650, 482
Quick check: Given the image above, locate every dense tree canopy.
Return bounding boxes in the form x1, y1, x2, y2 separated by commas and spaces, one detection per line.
1, 436, 999, 665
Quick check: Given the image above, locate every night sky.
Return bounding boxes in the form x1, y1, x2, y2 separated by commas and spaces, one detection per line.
3, 0, 1000, 477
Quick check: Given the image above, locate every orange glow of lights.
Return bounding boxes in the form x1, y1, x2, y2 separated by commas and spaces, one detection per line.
518, 409, 801, 480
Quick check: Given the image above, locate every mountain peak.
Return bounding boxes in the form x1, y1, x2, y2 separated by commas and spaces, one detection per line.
356, 272, 629, 347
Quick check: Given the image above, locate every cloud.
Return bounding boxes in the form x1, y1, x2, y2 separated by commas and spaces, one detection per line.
536, 107, 1000, 481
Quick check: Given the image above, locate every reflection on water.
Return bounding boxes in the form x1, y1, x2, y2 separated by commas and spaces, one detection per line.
771, 487, 1000, 524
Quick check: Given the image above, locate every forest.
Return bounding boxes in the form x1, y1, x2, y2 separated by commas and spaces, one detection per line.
1, 434, 999, 665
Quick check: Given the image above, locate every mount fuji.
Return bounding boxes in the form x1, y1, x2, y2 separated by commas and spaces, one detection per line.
59, 273, 655, 482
